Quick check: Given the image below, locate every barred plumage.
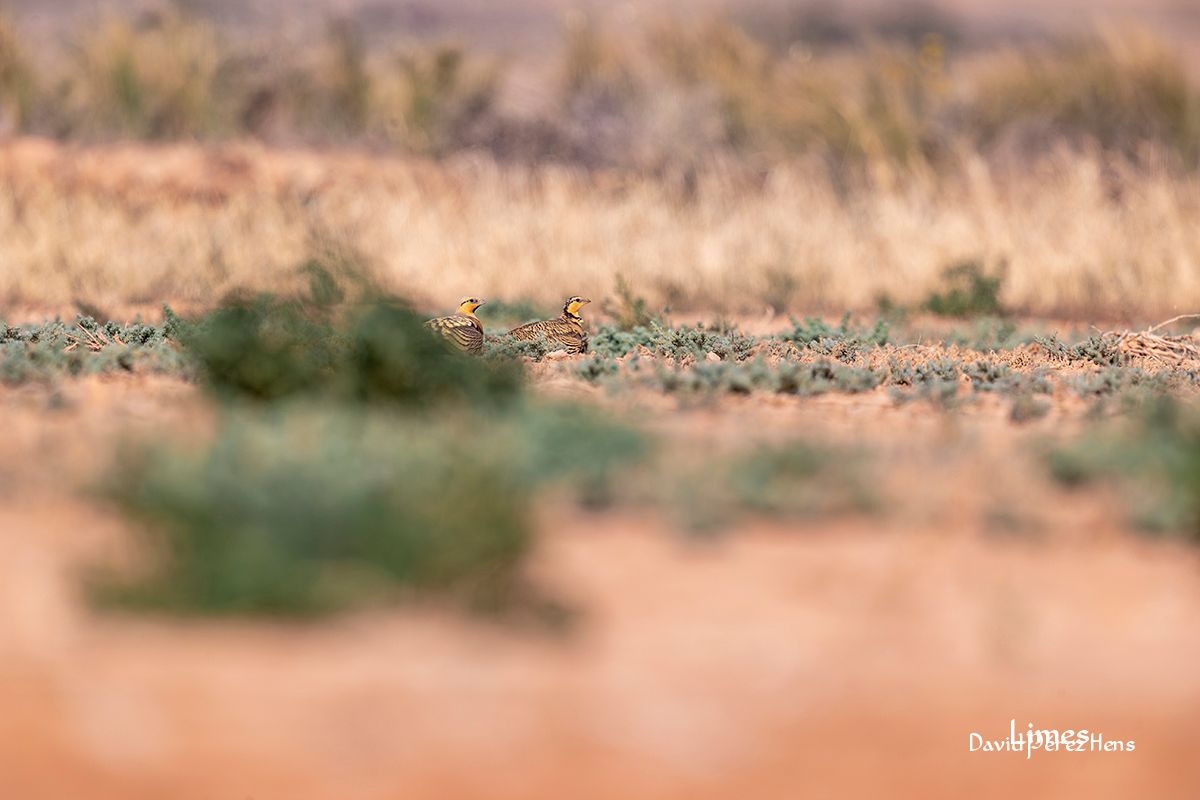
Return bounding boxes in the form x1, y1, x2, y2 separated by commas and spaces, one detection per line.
426, 297, 485, 354
507, 296, 591, 354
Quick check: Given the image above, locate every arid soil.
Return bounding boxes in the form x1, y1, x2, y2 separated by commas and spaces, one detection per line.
2, 357, 1198, 799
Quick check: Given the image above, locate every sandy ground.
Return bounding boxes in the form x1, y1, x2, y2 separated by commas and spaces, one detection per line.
1, 368, 1198, 798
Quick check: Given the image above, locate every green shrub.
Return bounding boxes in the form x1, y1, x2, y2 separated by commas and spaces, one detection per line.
586, 320, 755, 362
1047, 397, 1200, 535
604, 275, 664, 331
1010, 394, 1052, 422
341, 302, 522, 407
589, 324, 657, 358
731, 443, 875, 516
781, 313, 889, 348
889, 357, 961, 386
0, 315, 185, 385
655, 323, 757, 361
1066, 366, 1192, 397
940, 318, 1024, 351
175, 295, 339, 400
507, 403, 647, 508
574, 355, 620, 383
922, 260, 1005, 317
99, 402, 646, 616
964, 360, 1053, 394
484, 333, 557, 361
651, 358, 884, 397
676, 440, 876, 531
175, 283, 522, 408
1037, 333, 1125, 367
99, 409, 533, 615
890, 377, 963, 410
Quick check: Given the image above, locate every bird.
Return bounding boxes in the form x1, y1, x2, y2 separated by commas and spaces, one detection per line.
425, 297, 485, 354
507, 296, 591, 354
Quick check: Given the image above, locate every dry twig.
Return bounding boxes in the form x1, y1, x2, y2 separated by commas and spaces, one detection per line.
63, 323, 126, 352
1103, 314, 1200, 367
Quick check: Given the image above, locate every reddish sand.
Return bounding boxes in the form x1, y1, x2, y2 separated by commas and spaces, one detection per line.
1, 370, 1198, 798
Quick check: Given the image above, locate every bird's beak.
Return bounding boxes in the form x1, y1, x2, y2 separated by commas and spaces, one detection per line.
582, 298, 592, 304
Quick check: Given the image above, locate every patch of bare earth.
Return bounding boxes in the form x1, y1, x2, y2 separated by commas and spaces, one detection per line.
1, 366, 1198, 798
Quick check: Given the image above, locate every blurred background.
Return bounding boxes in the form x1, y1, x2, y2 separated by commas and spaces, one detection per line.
3, 0, 1199, 158
2, 0, 1200, 318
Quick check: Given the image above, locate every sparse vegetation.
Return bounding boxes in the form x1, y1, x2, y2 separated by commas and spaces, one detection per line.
99, 409, 534, 616
1048, 397, 1200, 536
781, 314, 890, 348
1037, 333, 1126, 366
922, 260, 1005, 318
174, 279, 522, 408
674, 440, 877, 532
0, 315, 185, 385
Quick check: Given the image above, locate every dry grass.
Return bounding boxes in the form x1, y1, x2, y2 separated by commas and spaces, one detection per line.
1098, 314, 1200, 366
62, 9, 222, 139
1, 138, 1199, 319
0, 10, 1196, 169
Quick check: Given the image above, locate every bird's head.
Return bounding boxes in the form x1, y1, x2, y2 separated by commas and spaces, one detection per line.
457, 297, 485, 315
564, 295, 591, 319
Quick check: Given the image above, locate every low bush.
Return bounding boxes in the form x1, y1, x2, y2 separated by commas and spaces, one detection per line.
0, 315, 185, 385
780, 313, 890, 348
922, 260, 1005, 317
484, 333, 557, 361
100, 409, 532, 615
174, 281, 522, 408
574, 355, 621, 383
99, 401, 646, 616
652, 358, 885, 396
603, 275, 664, 331
675, 440, 877, 532
1037, 333, 1125, 367
1047, 397, 1200, 536
964, 360, 1053, 394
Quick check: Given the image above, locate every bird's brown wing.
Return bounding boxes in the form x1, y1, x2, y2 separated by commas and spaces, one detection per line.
507, 319, 587, 354
426, 314, 484, 354
506, 319, 550, 341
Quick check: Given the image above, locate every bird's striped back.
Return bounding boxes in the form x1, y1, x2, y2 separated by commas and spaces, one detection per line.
507, 296, 591, 354
426, 314, 484, 354
425, 297, 486, 354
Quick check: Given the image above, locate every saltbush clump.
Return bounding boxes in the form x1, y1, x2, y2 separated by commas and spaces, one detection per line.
174, 285, 522, 408
1037, 333, 1125, 367
674, 440, 877, 532
100, 410, 533, 615
99, 402, 647, 616
781, 313, 890, 348
651, 358, 885, 397
0, 315, 184, 386
922, 260, 1005, 318
1048, 397, 1200, 536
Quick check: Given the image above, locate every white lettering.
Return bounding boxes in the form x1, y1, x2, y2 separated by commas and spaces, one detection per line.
968, 723, 1134, 755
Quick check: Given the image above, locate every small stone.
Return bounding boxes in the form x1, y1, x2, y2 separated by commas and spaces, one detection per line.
705, 352, 721, 362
